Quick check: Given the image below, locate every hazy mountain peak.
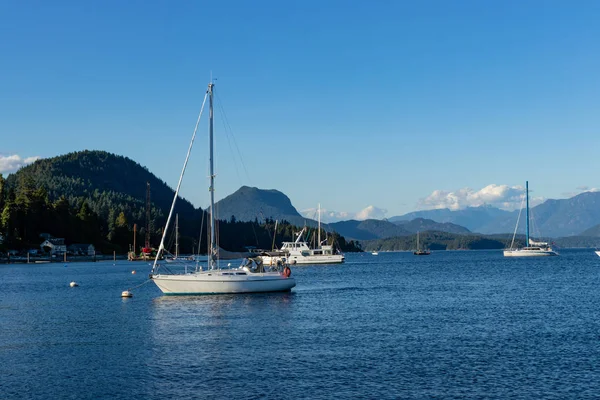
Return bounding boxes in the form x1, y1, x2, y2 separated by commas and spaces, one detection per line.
300, 205, 387, 223
214, 186, 305, 225
355, 205, 388, 220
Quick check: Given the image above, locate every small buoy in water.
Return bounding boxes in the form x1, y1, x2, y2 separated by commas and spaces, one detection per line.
131, 270, 136, 274
70, 281, 78, 287
121, 290, 133, 298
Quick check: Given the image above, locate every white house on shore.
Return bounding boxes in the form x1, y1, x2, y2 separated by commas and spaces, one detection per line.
40, 238, 67, 255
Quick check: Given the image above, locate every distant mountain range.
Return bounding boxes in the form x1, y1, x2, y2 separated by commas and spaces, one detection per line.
326, 218, 470, 241
327, 219, 411, 241
215, 187, 473, 240
394, 218, 471, 235
217, 185, 600, 239
300, 205, 388, 223
389, 206, 512, 233
389, 191, 600, 238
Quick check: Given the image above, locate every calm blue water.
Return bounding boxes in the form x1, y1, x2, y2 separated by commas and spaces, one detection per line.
2, 249, 600, 399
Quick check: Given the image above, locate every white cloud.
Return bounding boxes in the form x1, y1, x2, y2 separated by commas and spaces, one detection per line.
576, 186, 600, 193
0, 154, 41, 174
417, 184, 532, 211
354, 205, 388, 220
300, 205, 388, 223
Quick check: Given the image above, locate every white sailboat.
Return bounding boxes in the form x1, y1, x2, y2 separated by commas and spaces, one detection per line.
150, 82, 296, 294
260, 204, 345, 265
504, 181, 558, 257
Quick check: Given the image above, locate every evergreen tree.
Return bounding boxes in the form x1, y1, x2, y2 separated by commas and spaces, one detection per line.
52, 196, 71, 239
1, 199, 17, 246
0, 174, 5, 216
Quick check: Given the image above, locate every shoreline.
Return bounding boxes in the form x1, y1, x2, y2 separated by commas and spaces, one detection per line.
0, 254, 130, 265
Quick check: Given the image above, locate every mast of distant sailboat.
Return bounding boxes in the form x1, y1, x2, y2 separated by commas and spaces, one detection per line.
318, 203, 321, 248
525, 180, 530, 248
175, 214, 179, 258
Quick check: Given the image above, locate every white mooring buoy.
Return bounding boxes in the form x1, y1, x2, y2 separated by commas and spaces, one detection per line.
121, 290, 133, 298
70, 281, 79, 287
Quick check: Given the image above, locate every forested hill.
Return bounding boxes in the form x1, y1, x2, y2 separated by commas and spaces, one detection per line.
362, 231, 518, 252
0, 150, 362, 254
4, 150, 200, 233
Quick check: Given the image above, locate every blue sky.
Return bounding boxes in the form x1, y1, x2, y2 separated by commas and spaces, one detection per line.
2, 1, 600, 220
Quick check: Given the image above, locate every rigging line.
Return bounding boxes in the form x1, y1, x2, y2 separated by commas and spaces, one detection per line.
151, 90, 209, 275
527, 195, 538, 241
215, 92, 252, 184
214, 202, 220, 265
262, 212, 274, 245
126, 278, 154, 292
197, 207, 206, 257
215, 92, 247, 178
250, 216, 260, 248
528, 200, 543, 241
215, 97, 244, 185
510, 193, 526, 249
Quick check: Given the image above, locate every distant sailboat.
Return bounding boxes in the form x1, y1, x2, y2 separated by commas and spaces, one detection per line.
413, 231, 430, 256
504, 181, 558, 257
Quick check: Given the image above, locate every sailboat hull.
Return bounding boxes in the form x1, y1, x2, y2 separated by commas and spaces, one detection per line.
151, 271, 296, 295
503, 249, 558, 257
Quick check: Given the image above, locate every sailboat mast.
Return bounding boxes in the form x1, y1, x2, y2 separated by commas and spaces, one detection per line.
175, 214, 179, 258
318, 203, 321, 247
417, 231, 420, 250
208, 82, 216, 268
525, 180, 529, 247
272, 220, 279, 251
